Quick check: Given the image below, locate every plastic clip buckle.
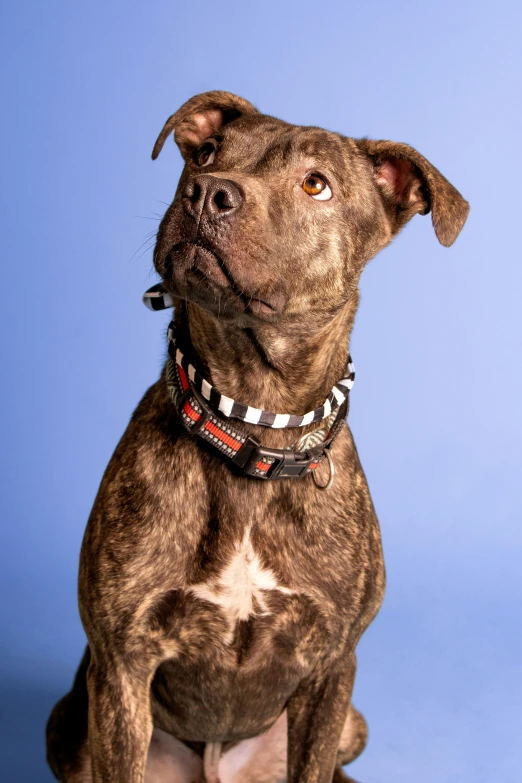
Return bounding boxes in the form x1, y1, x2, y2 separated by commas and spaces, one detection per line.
243, 446, 314, 480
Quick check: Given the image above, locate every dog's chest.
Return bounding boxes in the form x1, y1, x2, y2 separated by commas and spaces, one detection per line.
150, 518, 337, 674
186, 529, 294, 644
150, 524, 338, 740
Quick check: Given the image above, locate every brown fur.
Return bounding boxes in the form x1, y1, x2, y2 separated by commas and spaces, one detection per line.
46, 91, 469, 783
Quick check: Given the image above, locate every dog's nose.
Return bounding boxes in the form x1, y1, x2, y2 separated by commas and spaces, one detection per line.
182, 175, 244, 220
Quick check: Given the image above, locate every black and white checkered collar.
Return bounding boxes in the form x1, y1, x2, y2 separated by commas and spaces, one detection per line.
143, 282, 355, 430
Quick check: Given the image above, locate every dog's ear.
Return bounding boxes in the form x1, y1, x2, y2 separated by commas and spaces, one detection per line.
152, 91, 258, 161
355, 139, 469, 247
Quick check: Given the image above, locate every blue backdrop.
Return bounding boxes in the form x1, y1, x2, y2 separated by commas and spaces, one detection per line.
1, 1, 521, 781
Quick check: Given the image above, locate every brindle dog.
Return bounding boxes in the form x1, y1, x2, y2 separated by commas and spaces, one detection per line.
46, 91, 469, 783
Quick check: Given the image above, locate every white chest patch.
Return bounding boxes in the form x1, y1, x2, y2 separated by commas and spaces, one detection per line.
188, 531, 293, 641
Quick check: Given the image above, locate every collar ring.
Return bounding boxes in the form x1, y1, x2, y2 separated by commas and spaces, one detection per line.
312, 448, 335, 491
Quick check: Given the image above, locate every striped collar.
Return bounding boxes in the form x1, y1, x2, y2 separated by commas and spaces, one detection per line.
143, 283, 355, 430
143, 283, 354, 482
167, 323, 354, 429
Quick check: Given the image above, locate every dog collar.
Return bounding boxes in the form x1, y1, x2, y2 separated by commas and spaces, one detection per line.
143, 283, 353, 481
167, 324, 354, 428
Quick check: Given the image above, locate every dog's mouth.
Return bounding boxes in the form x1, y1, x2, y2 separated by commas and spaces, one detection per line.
162, 240, 283, 319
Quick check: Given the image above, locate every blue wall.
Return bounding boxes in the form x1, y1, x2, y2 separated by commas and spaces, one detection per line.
1, 1, 521, 780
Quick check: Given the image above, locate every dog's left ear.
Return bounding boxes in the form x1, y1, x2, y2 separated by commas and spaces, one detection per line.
152, 91, 258, 161
356, 139, 469, 246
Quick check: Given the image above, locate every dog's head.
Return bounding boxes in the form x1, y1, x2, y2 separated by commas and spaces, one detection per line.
152, 91, 468, 328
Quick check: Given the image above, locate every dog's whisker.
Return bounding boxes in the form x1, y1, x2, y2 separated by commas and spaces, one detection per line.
130, 242, 156, 264
130, 230, 159, 262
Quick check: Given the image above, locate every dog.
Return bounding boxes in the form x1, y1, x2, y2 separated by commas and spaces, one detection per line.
46, 91, 469, 783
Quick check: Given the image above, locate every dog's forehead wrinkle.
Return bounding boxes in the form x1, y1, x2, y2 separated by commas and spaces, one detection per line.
223, 120, 351, 180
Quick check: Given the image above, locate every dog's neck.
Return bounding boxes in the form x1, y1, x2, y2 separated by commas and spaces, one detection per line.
173, 293, 359, 419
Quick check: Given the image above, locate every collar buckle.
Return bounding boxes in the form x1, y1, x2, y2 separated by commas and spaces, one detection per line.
243, 445, 323, 480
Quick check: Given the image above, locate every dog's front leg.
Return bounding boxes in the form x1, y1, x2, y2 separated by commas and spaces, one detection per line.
87, 654, 153, 783
286, 655, 356, 783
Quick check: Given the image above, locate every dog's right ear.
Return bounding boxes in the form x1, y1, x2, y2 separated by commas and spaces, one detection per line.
152, 91, 258, 161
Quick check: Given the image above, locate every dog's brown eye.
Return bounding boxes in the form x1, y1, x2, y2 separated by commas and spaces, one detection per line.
195, 142, 216, 167
302, 174, 332, 201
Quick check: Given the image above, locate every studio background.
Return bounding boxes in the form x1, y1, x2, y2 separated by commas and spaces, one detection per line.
1, 1, 521, 781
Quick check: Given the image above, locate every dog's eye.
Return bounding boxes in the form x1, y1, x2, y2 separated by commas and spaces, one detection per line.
195, 142, 216, 167
302, 174, 332, 201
